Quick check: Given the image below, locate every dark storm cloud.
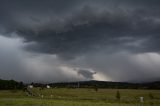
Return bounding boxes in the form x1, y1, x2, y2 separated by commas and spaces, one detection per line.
0, 0, 160, 82
0, 0, 160, 59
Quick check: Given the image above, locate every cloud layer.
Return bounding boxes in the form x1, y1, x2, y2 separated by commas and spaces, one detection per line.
0, 0, 160, 82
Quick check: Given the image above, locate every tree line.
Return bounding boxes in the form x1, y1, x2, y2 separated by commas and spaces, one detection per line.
0, 79, 24, 90
0, 79, 160, 90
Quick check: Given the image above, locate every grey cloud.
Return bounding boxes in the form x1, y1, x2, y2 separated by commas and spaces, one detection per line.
16, 4, 160, 58
0, 35, 31, 81
0, 0, 160, 82
0, 35, 84, 82
14, 7, 160, 59
75, 68, 96, 80
67, 51, 160, 82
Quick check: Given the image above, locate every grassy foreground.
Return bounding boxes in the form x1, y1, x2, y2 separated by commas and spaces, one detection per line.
0, 88, 160, 106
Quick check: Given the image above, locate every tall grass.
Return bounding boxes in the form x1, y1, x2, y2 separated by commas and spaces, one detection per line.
0, 88, 159, 106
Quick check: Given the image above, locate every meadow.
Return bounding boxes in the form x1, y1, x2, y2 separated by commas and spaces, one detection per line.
0, 88, 160, 106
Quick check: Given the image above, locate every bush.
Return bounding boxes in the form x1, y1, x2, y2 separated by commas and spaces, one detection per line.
149, 92, 154, 99
94, 85, 98, 92
116, 90, 121, 100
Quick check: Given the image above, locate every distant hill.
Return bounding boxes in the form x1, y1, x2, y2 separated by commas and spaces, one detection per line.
33, 80, 160, 90
0, 79, 160, 90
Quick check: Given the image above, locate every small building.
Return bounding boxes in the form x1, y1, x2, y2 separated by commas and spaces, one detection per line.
28, 85, 33, 89
46, 85, 50, 89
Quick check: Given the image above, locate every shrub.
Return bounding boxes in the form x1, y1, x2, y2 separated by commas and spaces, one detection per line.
116, 90, 121, 100
149, 92, 154, 99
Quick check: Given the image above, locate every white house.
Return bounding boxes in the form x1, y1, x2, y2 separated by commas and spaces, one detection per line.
28, 85, 33, 89
46, 85, 50, 88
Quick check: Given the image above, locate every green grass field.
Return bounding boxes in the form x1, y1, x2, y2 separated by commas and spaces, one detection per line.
0, 88, 160, 106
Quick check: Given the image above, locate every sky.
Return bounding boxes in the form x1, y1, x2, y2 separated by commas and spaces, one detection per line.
0, 0, 160, 82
